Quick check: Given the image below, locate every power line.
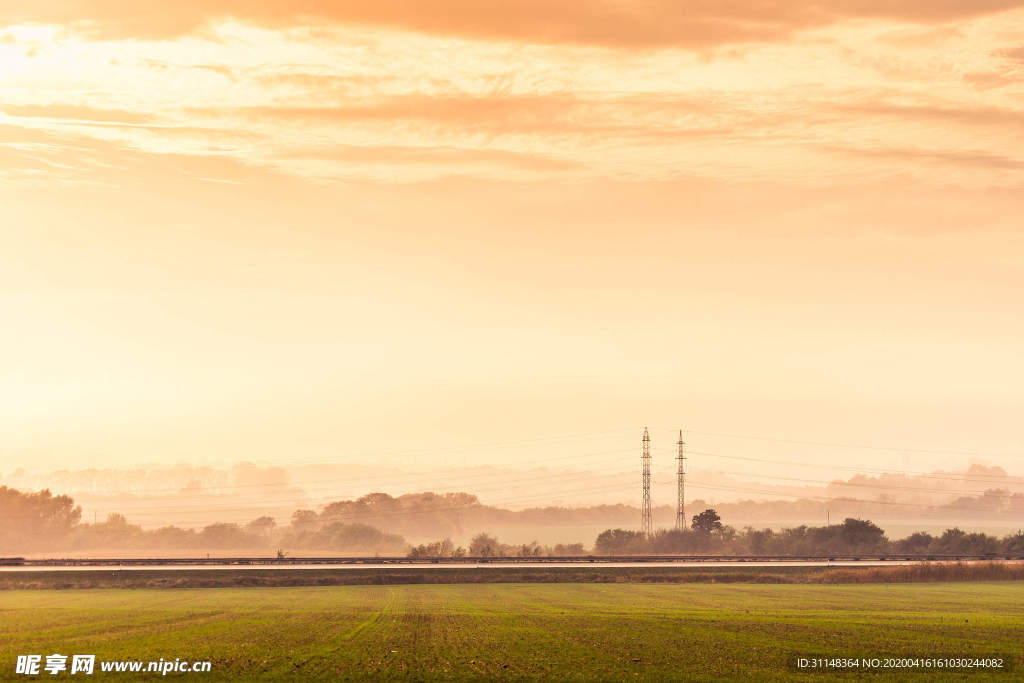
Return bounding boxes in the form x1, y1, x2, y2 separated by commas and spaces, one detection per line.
686, 449, 1022, 486
679, 428, 1016, 460
688, 470, 1020, 500
7, 465, 1021, 525
11, 472, 1016, 527
8, 446, 1022, 519
12, 446, 636, 496
284, 426, 639, 467
67, 458, 1024, 519
17, 438, 1020, 499
44, 456, 640, 511
6, 426, 1023, 528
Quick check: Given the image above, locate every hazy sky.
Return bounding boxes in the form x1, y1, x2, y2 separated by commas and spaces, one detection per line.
1, 2, 1022, 481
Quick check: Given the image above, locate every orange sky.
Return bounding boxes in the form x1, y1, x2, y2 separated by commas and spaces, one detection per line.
1, 2, 1022, 480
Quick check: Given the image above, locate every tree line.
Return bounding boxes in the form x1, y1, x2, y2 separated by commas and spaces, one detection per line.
0, 486, 406, 555
407, 509, 1024, 558
590, 509, 1024, 556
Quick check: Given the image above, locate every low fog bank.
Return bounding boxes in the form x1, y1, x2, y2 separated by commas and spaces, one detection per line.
3, 481, 1023, 558
2, 462, 1020, 534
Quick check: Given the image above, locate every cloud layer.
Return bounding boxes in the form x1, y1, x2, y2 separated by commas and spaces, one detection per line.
4, 0, 1024, 43
1, 5, 1022, 188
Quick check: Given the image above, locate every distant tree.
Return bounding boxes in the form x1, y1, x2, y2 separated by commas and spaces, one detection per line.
932, 528, 999, 555
594, 528, 647, 555
744, 527, 774, 555
245, 516, 277, 536
199, 523, 251, 548
469, 532, 500, 557
318, 491, 479, 540
1004, 530, 1024, 555
775, 525, 812, 554
408, 538, 457, 558
553, 543, 586, 556
691, 509, 722, 534
836, 518, 887, 551
149, 526, 197, 549
290, 509, 319, 533
895, 531, 933, 554
318, 522, 405, 553
0, 487, 82, 552
104, 513, 130, 527
517, 541, 542, 557
70, 513, 145, 551
649, 528, 700, 554
355, 493, 399, 513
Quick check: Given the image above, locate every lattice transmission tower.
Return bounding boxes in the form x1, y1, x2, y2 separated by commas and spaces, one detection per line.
641, 426, 652, 537
675, 430, 686, 531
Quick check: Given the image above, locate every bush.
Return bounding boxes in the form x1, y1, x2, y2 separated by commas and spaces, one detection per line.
594, 529, 647, 555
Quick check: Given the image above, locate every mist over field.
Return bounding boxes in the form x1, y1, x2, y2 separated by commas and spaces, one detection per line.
4, 456, 1023, 558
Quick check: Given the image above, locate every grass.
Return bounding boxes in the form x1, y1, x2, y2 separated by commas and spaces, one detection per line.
1, 582, 1021, 680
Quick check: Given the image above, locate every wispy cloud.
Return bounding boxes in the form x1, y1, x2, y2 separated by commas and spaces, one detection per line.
998, 45, 1024, 60
826, 144, 1024, 171
2, 104, 157, 124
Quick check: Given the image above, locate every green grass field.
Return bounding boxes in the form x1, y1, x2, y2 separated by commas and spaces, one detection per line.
2, 583, 1021, 680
